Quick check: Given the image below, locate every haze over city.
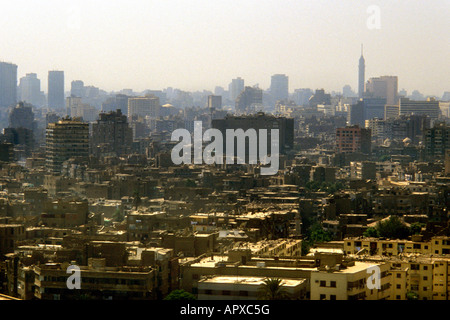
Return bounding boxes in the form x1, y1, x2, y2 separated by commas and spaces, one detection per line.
0, 0, 449, 96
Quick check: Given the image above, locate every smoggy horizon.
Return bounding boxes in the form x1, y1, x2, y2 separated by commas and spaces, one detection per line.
1, 0, 449, 97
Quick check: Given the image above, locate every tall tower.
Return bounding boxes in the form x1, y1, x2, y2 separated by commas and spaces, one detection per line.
358, 44, 365, 99
46, 119, 89, 173
48, 71, 65, 109
0, 62, 17, 108
270, 74, 289, 103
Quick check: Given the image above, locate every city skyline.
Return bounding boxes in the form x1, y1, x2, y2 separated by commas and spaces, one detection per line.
0, 0, 448, 96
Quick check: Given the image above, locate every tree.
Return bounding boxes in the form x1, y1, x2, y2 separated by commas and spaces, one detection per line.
363, 227, 380, 238
164, 289, 197, 301
406, 291, 419, 300
309, 223, 333, 244
375, 216, 410, 239
257, 278, 290, 300
409, 222, 425, 235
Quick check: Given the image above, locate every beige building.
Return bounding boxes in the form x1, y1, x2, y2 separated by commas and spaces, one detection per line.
128, 95, 160, 119
366, 76, 398, 105
310, 261, 391, 300
33, 258, 156, 300
344, 236, 450, 256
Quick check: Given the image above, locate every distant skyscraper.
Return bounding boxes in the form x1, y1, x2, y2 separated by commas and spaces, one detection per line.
235, 86, 263, 114
8, 102, 35, 131
128, 95, 160, 119
358, 45, 365, 99
207, 95, 222, 110
293, 88, 313, 106
229, 77, 245, 102
91, 109, 133, 157
347, 101, 365, 127
46, 119, 89, 173
0, 61, 17, 108
71, 80, 85, 98
424, 122, 450, 159
102, 94, 130, 115
366, 76, 398, 105
343, 85, 356, 98
399, 97, 441, 121
48, 71, 65, 109
270, 74, 289, 103
18, 73, 44, 107
211, 112, 294, 155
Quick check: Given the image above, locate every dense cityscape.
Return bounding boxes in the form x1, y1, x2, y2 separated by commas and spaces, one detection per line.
0, 2, 449, 306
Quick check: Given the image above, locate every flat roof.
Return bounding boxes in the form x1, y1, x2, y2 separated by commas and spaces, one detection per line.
198, 276, 306, 287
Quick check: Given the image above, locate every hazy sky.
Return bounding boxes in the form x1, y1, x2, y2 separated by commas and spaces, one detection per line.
1, 0, 449, 96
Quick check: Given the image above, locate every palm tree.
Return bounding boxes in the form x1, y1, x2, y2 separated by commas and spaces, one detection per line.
257, 278, 290, 300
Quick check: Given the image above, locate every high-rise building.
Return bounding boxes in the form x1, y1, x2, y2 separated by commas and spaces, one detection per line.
423, 122, 450, 159
309, 89, 331, 108
211, 112, 294, 155
235, 86, 263, 114
365, 76, 398, 105
384, 105, 400, 120
102, 94, 130, 115
399, 97, 441, 121
336, 125, 371, 154
8, 102, 35, 131
0, 143, 14, 162
270, 74, 289, 103
207, 95, 222, 110
128, 95, 160, 119
18, 73, 44, 107
343, 85, 356, 98
228, 77, 245, 102
91, 109, 133, 157
71, 80, 84, 98
363, 98, 387, 121
293, 89, 313, 106
45, 119, 89, 173
0, 61, 17, 108
48, 71, 65, 109
347, 101, 365, 127
358, 45, 365, 99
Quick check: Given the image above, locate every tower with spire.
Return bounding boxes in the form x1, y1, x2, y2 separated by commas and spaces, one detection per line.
358, 44, 365, 99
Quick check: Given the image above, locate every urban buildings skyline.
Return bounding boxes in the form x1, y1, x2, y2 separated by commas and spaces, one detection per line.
0, 1, 449, 306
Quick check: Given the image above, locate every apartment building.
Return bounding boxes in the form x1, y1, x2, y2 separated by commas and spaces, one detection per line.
310, 261, 391, 300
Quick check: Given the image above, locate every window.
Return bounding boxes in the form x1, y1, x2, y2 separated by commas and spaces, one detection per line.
330, 295, 336, 300
320, 280, 326, 287
222, 290, 231, 296
396, 284, 401, 289
320, 294, 326, 300
330, 281, 336, 288
411, 264, 420, 270
396, 274, 402, 278
423, 266, 428, 271
423, 276, 428, 281
396, 295, 401, 300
